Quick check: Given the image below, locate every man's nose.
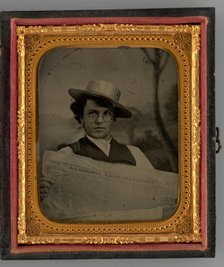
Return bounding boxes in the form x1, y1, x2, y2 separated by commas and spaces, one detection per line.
95, 113, 104, 123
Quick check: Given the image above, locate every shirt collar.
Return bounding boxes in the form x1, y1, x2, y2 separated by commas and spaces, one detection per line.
86, 135, 112, 145
86, 135, 112, 156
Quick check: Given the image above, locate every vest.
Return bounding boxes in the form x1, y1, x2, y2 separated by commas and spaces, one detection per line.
68, 137, 136, 166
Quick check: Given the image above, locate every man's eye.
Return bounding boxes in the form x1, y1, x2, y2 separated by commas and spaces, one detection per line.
104, 111, 113, 116
88, 111, 98, 116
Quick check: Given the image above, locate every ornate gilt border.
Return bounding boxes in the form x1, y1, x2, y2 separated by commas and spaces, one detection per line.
16, 24, 201, 245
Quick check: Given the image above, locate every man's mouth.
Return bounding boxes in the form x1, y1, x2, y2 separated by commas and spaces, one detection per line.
94, 127, 105, 130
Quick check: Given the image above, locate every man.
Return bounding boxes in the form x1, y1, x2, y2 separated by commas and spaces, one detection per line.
40, 80, 177, 221
58, 80, 154, 169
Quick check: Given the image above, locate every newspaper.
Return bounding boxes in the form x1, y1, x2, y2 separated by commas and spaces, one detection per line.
40, 150, 179, 222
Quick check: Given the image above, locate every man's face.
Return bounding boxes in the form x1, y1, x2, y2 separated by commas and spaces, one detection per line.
82, 99, 114, 140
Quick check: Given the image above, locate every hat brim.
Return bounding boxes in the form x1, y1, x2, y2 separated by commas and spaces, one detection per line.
68, 88, 132, 118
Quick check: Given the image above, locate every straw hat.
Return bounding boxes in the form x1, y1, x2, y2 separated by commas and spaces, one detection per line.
68, 80, 132, 118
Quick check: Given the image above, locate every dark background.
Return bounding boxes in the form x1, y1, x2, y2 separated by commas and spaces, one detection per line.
39, 48, 178, 173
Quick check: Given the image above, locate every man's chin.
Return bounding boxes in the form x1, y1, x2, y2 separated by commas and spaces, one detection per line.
90, 131, 109, 139
91, 134, 107, 139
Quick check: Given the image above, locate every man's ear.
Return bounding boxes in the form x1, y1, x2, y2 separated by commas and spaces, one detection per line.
81, 118, 86, 131
79, 115, 84, 124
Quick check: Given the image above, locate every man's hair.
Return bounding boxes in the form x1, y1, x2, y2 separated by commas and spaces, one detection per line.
70, 95, 117, 123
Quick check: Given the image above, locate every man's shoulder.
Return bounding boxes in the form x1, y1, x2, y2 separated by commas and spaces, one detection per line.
57, 137, 85, 153
126, 144, 141, 152
126, 144, 154, 170
126, 144, 145, 159
111, 139, 141, 155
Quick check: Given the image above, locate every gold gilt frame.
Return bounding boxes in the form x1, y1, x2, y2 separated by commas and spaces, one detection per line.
17, 24, 201, 245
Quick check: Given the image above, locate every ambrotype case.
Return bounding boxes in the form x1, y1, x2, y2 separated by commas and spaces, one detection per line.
0, 8, 215, 259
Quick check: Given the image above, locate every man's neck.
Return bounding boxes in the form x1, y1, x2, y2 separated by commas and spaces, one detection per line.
86, 135, 112, 143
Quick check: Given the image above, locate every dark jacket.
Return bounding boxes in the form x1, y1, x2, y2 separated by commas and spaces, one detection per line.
63, 136, 136, 166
